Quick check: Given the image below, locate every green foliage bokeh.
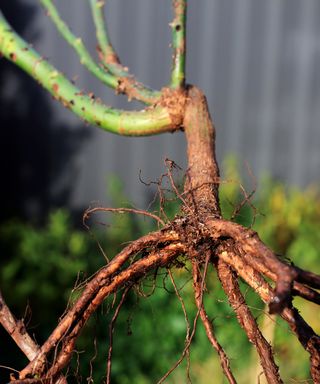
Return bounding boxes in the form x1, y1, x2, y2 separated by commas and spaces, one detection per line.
0, 159, 319, 383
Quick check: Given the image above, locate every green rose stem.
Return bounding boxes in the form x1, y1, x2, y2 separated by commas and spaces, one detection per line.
170, 0, 187, 89
89, 0, 115, 63
40, 0, 160, 104
0, 11, 177, 136
39, 0, 117, 89
88, 0, 160, 104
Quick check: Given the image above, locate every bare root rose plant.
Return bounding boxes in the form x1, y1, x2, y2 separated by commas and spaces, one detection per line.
0, 1, 320, 383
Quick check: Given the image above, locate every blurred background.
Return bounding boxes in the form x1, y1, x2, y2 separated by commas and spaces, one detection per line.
1, 1, 320, 383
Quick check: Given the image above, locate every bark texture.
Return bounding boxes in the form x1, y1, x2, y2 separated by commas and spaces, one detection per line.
183, 86, 220, 217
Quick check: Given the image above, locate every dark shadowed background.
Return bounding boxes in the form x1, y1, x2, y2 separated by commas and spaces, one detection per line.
1, 0, 320, 220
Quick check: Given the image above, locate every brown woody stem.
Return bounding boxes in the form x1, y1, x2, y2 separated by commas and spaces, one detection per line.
183, 86, 221, 216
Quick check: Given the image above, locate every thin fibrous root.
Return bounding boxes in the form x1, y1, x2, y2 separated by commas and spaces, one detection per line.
192, 255, 236, 384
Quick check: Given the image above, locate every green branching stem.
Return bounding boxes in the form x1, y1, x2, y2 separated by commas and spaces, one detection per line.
89, 0, 160, 104
170, 0, 187, 89
0, 11, 176, 135
89, 0, 117, 65
40, 0, 118, 89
